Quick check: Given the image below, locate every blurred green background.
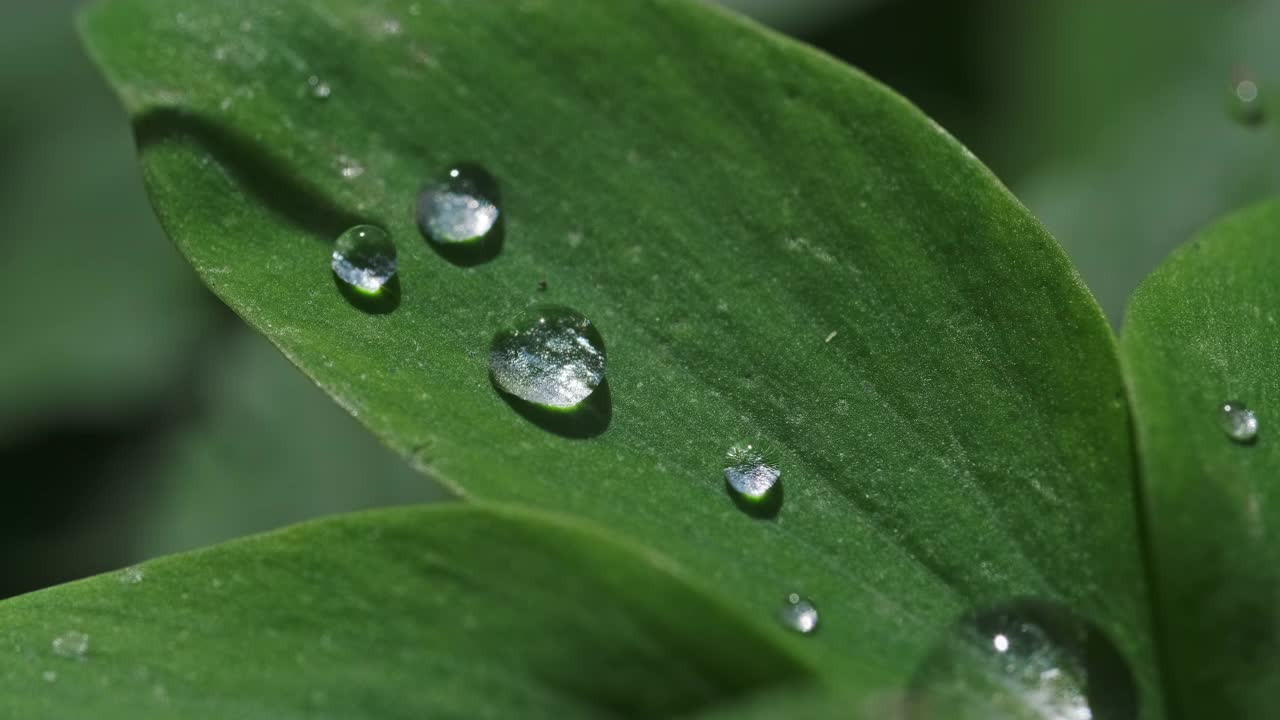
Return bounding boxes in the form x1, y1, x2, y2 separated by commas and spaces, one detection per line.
3, 0, 1277, 598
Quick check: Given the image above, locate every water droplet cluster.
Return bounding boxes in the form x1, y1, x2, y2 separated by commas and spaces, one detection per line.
304, 123, 1259, 677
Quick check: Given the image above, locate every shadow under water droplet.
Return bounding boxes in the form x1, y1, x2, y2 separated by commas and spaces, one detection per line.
426, 225, 504, 266
334, 273, 400, 315
493, 377, 611, 439
725, 478, 783, 520
133, 108, 367, 240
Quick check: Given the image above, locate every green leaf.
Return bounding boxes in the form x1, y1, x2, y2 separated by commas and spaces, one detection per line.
1122, 198, 1280, 718
0, 504, 816, 718
79, 0, 1161, 709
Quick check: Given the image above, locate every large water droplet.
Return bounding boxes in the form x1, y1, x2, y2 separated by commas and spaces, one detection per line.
416, 165, 501, 245
724, 443, 780, 500
489, 305, 606, 408
1220, 400, 1259, 443
779, 593, 819, 635
910, 601, 1136, 720
51, 631, 90, 661
332, 225, 397, 294
1230, 78, 1265, 126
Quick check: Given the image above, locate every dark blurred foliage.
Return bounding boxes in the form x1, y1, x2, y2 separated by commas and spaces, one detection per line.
1, 0, 1276, 598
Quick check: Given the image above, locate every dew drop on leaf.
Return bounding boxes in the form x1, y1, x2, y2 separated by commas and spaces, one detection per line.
307, 75, 332, 100
489, 305, 606, 408
1220, 400, 1259, 443
332, 225, 397, 295
779, 593, 818, 635
909, 601, 1136, 720
416, 165, 501, 245
51, 631, 90, 661
119, 566, 145, 585
1229, 78, 1265, 126
723, 443, 780, 501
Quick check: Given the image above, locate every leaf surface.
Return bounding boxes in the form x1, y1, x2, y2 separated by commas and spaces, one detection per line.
0, 504, 820, 719
1123, 198, 1280, 718
80, 0, 1160, 708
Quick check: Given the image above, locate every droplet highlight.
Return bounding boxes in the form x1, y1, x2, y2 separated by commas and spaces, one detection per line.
416, 165, 501, 245
1220, 400, 1259, 443
51, 631, 90, 661
332, 225, 397, 294
910, 601, 1137, 720
724, 443, 780, 500
489, 305, 606, 409
779, 593, 819, 635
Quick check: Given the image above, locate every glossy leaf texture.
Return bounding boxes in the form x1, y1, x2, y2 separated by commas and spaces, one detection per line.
1123, 198, 1280, 718
0, 504, 820, 719
79, 0, 1160, 710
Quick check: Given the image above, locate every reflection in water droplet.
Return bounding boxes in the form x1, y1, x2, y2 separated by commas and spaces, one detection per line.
910, 601, 1137, 720
416, 165, 501, 245
51, 631, 90, 661
1220, 401, 1259, 443
489, 305, 606, 408
332, 225, 397, 294
724, 443, 780, 500
779, 593, 819, 635
1230, 78, 1265, 126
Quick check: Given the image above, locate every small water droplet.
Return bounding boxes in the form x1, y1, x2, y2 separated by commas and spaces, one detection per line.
1230, 77, 1265, 126
910, 601, 1136, 720
307, 75, 332, 100
332, 225, 397, 294
416, 165, 501, 246
42, 670, 57, 682
779, 593, 819, 635
51, 631, 90, 660
120, 566, 145, 584
336, 155, 365, 179
489, 305, 606, 408
1220, 400, 1259, 443
724, 443, 780, 500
